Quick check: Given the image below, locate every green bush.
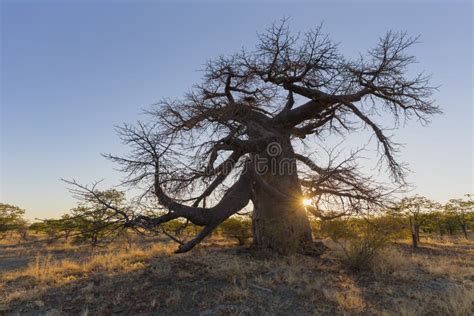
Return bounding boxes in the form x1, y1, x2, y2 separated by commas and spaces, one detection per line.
0, 203, 26, 239
219, 217, 252, 246
161, 219, 200, 237
320, 218, 396, 271
343, 229, 388, 271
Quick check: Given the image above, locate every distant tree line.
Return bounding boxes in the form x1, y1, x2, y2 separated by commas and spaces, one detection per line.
1, 194, 472, 250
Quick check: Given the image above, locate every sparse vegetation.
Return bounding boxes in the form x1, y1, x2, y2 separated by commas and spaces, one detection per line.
320, 217, 398, 271
219, 217, 252, 246
0, 231, 472, 315
0, 199, 472, 314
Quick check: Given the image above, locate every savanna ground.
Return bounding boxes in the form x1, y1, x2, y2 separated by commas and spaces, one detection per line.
0, 233, 473, 315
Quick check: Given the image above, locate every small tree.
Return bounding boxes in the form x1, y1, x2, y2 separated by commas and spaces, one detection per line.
219, 217, 252, 246
442, 212, 460, 236
419, 202, 443, 238
397, 196, 436, 249
42, 219, 65, 241
445, 195, 473, 239
70, 189, 130, 246
14, 218, 29, 241
0, 203, 26, 240
57, 214, 77, 241
29, 221, 47, 234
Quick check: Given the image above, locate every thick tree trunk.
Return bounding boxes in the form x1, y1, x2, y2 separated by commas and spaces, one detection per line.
252, 187, 313, 253
249, 138, 313, 254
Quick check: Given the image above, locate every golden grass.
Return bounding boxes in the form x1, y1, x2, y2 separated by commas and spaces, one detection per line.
1, 243, 173, 296
0, 236, 473, 315
372, 247, 419, 280
324, 238, 474, 315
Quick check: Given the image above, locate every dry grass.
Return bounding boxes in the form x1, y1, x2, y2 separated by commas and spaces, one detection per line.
0, 242, 173, 306
372, 247, 418, 280
0, 235, 472, 315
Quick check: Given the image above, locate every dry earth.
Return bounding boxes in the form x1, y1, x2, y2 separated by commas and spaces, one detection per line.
0, 235, 473, 315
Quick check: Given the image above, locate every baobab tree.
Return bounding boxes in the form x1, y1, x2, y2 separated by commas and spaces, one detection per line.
69, 20, 439, 254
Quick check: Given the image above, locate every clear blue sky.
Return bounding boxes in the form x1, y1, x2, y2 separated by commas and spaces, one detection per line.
1, 0, 472, 220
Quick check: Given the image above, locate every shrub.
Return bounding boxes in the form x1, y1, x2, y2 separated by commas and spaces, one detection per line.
69, 189, 129, 246
320, 218, 397, 271
161, 219, 200, 237
342, 230, 388, 271
219, 217, 252, 245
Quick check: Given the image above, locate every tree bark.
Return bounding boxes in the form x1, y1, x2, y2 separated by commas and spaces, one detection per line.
410, 218, 418, 249
436, 217, 443, 240
461, 224, 468, 240
252, 192, 313, 254
249, 138, 313, 254
411, 232, 418, 249
415, 224, 421, 243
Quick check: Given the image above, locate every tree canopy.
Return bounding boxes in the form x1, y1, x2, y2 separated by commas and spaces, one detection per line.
0, 203, 26, 238
68, 20, 440, 253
